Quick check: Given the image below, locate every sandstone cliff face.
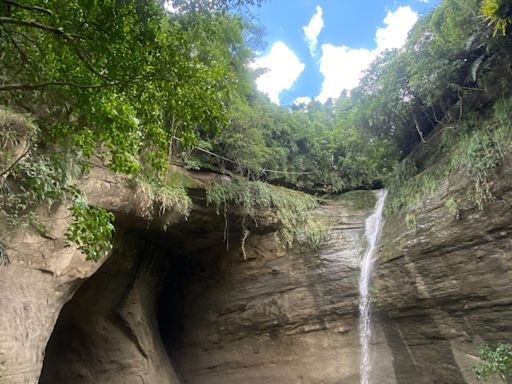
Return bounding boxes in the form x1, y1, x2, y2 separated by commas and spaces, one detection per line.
166, 201, 396, 384
373, 157, 512, 384
39, 231, 180, 384
0, 165, 193, 384
0, 159, 510, 384
0, 200, 106, 384
0, 164, 282, 384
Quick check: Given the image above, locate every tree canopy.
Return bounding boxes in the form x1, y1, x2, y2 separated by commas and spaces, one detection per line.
0, 0, 259, 174
1, 0, 512, 258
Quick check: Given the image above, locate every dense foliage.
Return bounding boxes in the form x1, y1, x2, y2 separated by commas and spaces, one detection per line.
1, 0, 512, 260
385, 96, 512, 223
0, 0, 257, 174
473, 343, 512, 382
185, 0, 512, 196
0, 0, 265, 258
65, 201, 115, 262
188, 93, 397, 192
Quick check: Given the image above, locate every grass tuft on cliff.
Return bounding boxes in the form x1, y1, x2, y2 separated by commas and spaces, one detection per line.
385, 96, 512, 218
206, 179, 319, 247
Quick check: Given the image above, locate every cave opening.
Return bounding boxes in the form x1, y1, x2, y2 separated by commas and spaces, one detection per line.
38, 221, 230, 384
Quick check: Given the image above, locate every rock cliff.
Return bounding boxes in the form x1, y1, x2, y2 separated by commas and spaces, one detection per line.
373, 156, 512, 384
165, 200, 396, 384
0, 158, 511, 384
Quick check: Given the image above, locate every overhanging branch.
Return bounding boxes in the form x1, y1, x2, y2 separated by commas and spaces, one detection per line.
0, 81, 118, 91
0, 17, 66, 36
0, 17, 111, 80
2, 0, 53, 16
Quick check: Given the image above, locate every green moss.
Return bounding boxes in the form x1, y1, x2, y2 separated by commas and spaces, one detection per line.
337, 190, 377, 210
444, 197, 459, 219
386, 163, 446, 216
166, 168, 201, 189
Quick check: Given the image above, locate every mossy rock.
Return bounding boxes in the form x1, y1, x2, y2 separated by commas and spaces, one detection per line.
166, 167, 203, 189
336, 190, 377, 211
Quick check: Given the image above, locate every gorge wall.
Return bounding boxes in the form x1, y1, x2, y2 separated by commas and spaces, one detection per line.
373, 156, 512, 384
0, 159, 511, 383
164, 200, 396, 384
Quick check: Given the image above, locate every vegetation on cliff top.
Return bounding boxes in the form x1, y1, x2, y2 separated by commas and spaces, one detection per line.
1, 0, 512, 259
206, 179, 321, 249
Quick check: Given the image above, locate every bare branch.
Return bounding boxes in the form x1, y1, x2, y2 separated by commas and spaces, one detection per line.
412, 114, 427, 144
0, 143, 30, 178
2, 0, 53, 16
0, 16, 66, 36
0, 81, 120, 91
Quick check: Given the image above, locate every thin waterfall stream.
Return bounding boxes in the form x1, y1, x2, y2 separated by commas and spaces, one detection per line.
359, 189, 388, 384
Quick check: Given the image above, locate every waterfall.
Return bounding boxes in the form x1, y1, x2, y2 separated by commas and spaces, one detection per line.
359, 189, 387, 384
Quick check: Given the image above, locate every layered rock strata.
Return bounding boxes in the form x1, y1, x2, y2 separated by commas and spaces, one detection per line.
374, 158, 512, 384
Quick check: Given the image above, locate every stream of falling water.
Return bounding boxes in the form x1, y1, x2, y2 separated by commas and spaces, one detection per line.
359, 189, 387, 384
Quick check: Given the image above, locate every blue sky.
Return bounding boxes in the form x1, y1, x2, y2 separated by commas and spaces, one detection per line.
248, 0, 439, 105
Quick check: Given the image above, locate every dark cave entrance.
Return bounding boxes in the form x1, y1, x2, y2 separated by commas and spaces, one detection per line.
38, 220, 231, 384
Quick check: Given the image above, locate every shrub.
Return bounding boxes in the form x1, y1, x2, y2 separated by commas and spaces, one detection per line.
385, 97, 512, 218
473, 343, 512, 382
304, 215, 329, 250
65, 202, 115, 262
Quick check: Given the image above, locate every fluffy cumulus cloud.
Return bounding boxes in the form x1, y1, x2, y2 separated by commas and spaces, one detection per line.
303, 6, 325, 55
164, 1, 178, 12
250, 41, 305, 104
294, 96, 313, 105
375, 6, 419, 51
317, 45, 375, 103
316, 6, 418, 102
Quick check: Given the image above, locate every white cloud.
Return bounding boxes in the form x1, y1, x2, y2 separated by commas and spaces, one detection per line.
317, 45, 375, 102
375, 6, 418, 51
316, 6, 418, 102
250, 41, 305, 104
294, 96, 312, 105
303, 6, 324, 55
